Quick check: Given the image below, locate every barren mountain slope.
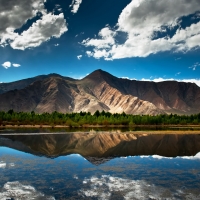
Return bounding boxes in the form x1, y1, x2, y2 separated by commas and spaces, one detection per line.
0, 69, 200, 114
80, 70, 200, 114
0, 73, 75, 95
0, 72, 162, 114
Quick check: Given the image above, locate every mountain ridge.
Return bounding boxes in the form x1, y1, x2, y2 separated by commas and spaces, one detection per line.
0, 69, 200, 115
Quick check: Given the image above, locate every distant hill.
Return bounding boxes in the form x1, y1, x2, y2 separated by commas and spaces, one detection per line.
0, 69, 200, 115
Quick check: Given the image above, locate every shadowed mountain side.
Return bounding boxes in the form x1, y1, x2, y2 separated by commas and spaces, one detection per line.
0, 73, 76, 95
120, 79, 200, 114
0, 69, 200, 114
1, 133, 200, 165
83, 70, 200, 114
0, 77, 76, 113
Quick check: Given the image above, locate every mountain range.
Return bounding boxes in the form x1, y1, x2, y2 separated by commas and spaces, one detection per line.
0, 69, 200, 115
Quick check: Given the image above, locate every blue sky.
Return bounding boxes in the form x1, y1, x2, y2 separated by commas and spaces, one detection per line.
0, 0, 200, 86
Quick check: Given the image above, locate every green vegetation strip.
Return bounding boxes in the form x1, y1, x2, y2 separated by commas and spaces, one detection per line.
0, 110, 200, 127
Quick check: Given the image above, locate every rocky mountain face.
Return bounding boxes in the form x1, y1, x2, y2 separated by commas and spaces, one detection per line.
0, 69, 200, 114
1, 133, 200, 164
0, 73, 75, 95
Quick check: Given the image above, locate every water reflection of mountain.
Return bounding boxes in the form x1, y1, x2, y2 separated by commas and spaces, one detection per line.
0, 133, 200, 164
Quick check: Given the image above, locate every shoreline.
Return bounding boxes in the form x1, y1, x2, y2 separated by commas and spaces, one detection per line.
0, 127, 200, 135
0, 131, 200, 135
1, 124, 200, 128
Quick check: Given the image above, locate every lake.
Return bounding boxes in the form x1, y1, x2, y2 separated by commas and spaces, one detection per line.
0, 130, 200, 199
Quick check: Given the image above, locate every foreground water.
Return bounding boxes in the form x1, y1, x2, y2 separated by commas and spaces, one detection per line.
0, 132, 200, 199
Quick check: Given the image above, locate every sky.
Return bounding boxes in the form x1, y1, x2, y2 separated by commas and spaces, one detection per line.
0, 0, 200, 86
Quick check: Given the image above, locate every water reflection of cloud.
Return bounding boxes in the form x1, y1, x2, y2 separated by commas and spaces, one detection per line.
181, 152, 200, 160
0, 181, 55, 200
79, 175, 200, 200
140, 152, 200, 160
0, 162, 6, 169
9, 163, 15, 167
74, 175, 79, 179
0, 161, 15, 169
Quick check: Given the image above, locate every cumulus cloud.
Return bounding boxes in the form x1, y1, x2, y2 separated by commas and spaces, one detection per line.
1, 62, 21, 69
82, 0, 200, 59
0, 181, 55, 200
1, 61, 11, 69
0, 0, 45, 36
79, 175, 198, 199
0, 0, 68, 50
12, 63, 20, 67
70, 0, 82, 14
10, 13, 67, 50
77, 55, 82, 60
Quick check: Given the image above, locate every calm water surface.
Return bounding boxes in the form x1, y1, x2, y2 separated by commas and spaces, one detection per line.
0, 131, 200, 199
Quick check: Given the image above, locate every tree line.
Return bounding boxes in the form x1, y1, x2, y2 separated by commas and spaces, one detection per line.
0, 110, 200, 126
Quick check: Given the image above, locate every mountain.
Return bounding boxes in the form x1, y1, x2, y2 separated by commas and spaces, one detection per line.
0, 69, 200, 114
0, 73, 75, 94
1, 133, 200, 164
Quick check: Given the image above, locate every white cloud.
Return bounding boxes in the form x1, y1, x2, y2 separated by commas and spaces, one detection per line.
121, 77, 132, 80
86, 51, 93, 57
120, 76, 200, 87
77, 55, 82, 60
0, 181, 55, 200
189, 62, 200, 70
175, 72, 181, 76
0, 0, 45, 36
79, 175, 198, 200
82, 0, 200, 60
140, 77, 200, 87
1, 61, 11, 69
54, 4, 62, 13
2, 62, 21, 69
0, 1, 68, 50
12, 63, 21, 67
70, 0, 82, 14
9, 13, 67, 50
55, 43, 59, 46
82, 27, 116, 49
